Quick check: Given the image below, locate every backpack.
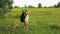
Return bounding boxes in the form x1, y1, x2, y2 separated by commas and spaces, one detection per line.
20, 12, 25, 22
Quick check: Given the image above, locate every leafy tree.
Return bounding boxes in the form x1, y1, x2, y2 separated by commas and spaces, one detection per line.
44, 6, 47, 8
14, 6, 19, 8
54, 4, 57, 8
38, 3, 42, 8
28, 5, 35, 8
0, 0, 13, 18
24, 5, 27, 8
57, 2, 60, 8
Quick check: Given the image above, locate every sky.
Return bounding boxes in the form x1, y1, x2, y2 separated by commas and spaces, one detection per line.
13, 0, 60, 7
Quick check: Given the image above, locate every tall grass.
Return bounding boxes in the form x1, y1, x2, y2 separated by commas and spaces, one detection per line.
0, 8, 60, 34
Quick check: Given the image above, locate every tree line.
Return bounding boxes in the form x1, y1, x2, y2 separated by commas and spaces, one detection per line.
14, 2, 60, 8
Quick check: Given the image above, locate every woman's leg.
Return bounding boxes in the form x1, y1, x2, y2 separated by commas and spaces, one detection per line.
24, 23, 28, 30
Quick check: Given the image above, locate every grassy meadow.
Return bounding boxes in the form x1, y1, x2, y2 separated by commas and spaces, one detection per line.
0, 8, 60, 34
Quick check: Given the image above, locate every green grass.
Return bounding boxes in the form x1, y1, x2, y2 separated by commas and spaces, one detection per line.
0, 8, 60, 34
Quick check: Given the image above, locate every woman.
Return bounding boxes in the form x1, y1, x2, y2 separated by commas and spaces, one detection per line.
24, 9, 30, 30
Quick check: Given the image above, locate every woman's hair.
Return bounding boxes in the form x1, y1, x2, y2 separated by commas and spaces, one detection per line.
25, 9, 30, 15
25, 9, 28, 12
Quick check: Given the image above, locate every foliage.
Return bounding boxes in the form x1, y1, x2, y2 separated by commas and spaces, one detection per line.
14, 6, 19, 8
57, 2, 60, 8
54, 5, 57, 8
53, 2, 60, 8
24, 5, 27, 8
28, 5, 35, 8
0, 0, 13, 18
38, 3, 42, 8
